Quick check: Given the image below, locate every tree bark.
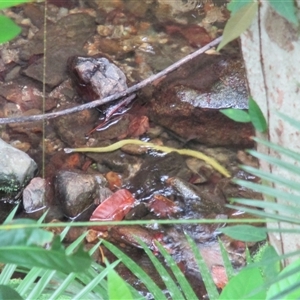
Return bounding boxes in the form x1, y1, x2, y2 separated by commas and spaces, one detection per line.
240, 0, 300, 265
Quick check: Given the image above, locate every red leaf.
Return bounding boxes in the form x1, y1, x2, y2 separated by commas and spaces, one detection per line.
148, 195, 180, 218
90, 189, 135, 230
211, 265, 228, 289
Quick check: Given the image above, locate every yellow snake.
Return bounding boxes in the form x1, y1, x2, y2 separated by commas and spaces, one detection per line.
64, 139, 231, 178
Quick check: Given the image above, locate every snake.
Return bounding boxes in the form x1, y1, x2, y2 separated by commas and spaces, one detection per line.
64, 139, 231, 178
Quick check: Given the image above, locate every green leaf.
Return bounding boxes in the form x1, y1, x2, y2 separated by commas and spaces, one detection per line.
248, 97, 268, 132
3, 205, 19, 224
0, 0, 30, 9
245, 247, 252, 264
268, 0, 298, 25
253, 137, 300, 162
217, 2, 258, 50
228, 0, 254, 14
0, 219, 53, 247
258, 246, 281, 283
108, 269, 133, 300
185, 234, 220, 300
219, 267, 266, 299
155, 241, 198, 300
278, 112, 300, 131
138, 239, 184, 299
0, 264, 17, 285
0, 241, 92, 274
227, 203, 298, 224
0, 16, 21, 44
219, 225, 267, 242
218, 239, 235, 280
102, 240, 167, 300
267, 259, 300, 299
233, 198, 300, 218
220, 108, 251, 123
73, 260, 120, 300
0, 285, 23, 300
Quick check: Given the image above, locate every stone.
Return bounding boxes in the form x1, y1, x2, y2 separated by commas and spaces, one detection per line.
23, 177, 46, 212
69, 56, 128, 100
148, 53, 254, 147
20, 13, 96, 88
55, 170, 106, 218
0, 138, 37, 200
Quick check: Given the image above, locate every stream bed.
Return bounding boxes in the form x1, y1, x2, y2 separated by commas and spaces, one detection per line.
0, 0, 263, 298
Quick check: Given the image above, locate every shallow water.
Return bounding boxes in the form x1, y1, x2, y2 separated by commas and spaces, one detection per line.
0, 0, 261, 298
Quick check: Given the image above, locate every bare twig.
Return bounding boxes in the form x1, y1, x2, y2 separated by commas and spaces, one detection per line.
0, 36, 222, 124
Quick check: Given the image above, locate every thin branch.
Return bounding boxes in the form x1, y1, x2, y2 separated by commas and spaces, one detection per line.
0, 36, 222, 124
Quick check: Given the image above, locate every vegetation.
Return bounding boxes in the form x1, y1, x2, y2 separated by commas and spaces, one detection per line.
0, 0, 31, 43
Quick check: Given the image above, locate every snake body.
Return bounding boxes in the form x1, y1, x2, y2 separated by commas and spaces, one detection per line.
64, 139, 231, 178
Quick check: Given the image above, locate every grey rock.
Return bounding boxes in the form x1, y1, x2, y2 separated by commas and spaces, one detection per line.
23, 177, 46, 213
0, 138, 37, 199
55, 170, 107, 218
71, 56, 128, 99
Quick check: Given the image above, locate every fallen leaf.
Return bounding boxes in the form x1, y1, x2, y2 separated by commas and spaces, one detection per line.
148, 195, 180, 218
90, 189, 135, 231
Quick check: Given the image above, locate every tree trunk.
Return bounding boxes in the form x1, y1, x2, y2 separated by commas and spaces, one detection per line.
240, 1, 300, 265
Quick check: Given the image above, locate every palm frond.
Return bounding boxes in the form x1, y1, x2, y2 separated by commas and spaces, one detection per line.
102, 239, 167, 300
155, 241, 198, 299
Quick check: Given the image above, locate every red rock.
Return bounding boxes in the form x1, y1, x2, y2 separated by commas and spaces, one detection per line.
148, 53, 254, 148
165, 24, 212, 47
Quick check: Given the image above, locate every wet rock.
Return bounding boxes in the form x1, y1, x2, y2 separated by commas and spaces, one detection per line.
124, 203, 149, 220
8, 109, 43, 146
126, 152, 191, 201
153, 0, 203, 24
0, 81, 57, 112
0, 138, 37, 200
52, 104, 99, 147
68, 56, 137, 135
23, 177, 47, 212
52, 104, 133, 147
217, 177, 262, 201
108, 225, 163, 250
69, 56, 128, 101
23, 3, 45, 28
20, 13, 96, 88
167, 177, 226, 216
148, 53, 254, 147
164, 24, 212, 48
87, 148, 143, 177
55, 170, 106, 218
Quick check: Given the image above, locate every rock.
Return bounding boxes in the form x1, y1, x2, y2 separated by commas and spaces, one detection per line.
55, 170, 106, 218
87, 148, 143, 177
0, 138, 37, 200
0, 81, 57, 111
148, 53, 254, 147
69, 56, 128, 101
52, 104, 100, 147
164, 24, 211, 48
20, 13, 96, 88
126, 152, 191, 201
23, 177, 47, 212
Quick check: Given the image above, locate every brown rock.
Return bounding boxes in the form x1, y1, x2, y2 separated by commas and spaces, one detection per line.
148, 53, 254, 148
20, 13, 96, 88
0, 81, 57, 111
